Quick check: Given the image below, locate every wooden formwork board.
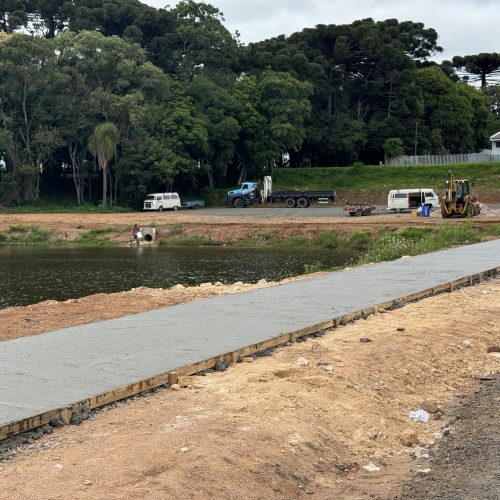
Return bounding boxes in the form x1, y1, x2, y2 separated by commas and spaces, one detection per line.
1, 267, 498, 442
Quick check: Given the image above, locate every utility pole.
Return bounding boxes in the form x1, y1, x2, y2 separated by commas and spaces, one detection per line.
414, 121, 418, 157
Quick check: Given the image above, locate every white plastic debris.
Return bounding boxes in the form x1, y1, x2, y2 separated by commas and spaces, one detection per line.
409, 409, 430, 423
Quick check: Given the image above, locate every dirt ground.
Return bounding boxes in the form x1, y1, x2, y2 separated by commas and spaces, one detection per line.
1, 206, 500, 245
0, 275, 498, 499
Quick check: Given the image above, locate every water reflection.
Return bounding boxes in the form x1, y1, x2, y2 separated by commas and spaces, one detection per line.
0, 246, 355, 308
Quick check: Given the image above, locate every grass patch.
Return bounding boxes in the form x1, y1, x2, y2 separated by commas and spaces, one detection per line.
360, 221, 481, 263
6, 226, 50, 244
159, 233, 221, 247
72, 228, 116, 247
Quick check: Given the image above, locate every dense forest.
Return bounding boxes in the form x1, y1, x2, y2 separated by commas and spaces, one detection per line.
1, 0, 500, 208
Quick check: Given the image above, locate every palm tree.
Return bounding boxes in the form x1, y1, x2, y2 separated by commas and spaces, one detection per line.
88, 122, 119, 208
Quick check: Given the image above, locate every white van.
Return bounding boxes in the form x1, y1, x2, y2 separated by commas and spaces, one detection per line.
387, 189, 440, 212
143, 192, 181, 211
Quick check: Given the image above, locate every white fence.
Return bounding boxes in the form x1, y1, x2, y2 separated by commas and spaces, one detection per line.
386, 153, 500, 166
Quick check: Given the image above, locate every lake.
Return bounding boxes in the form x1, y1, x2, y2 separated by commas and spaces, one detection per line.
0, 246, 356, 308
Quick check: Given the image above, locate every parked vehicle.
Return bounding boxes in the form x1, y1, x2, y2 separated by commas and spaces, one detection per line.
343, 201, 376, 216
181, 199, 205, 209
386, 189, 440, 213
440, 170, 480, 218
143, 192, 181, 211
226, 176, 336, 208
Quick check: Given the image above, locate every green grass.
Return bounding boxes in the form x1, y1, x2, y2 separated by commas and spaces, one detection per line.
5, 226, 51, 244
360, 220, 481, 263
159, 233, 220, 247
272, 163, 500, 192
72, 228, 116, 247
3, 202, 133, 214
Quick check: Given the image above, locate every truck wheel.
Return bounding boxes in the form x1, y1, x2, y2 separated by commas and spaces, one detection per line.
355, 208, 363, 216
297, 197, 308, 208
285, 198, 296, 208
233, 198, 245, 208
363, 208, 371, 216
158, 206, 163, 212
441, 205, 450, 218
173, 206, 178, 211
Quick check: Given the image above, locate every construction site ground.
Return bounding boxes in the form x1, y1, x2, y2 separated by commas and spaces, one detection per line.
0, 274, 499, 499
0, 208, 499, 498
1, 204, 500, 246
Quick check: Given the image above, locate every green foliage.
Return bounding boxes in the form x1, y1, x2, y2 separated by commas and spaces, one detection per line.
0, 12, 498, 205
159, 233, 220, 247
361, 221, 481, 263
73, 228, 115, 246
383, 138, 405, 158
312, 231, 342, 249
5, 226, 50, 244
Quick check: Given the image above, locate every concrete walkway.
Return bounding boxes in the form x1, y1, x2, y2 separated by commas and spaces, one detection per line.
1, 240, 499, 434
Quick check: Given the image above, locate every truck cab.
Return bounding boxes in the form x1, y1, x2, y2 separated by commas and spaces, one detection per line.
226, 182, 261, 208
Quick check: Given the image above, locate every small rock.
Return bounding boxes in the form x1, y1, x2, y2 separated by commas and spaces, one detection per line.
400, 429, 418, 447
422, 400, 441, 414
359, 337, 372, 343
170, 384, 181, 391
297, 357, 310, 366
173, 284, 185, 289
362, 463, 381, 472
463, 339, 473, 348
241, 357, 254, 363
180, 447, 189, 453
192, 383, 205, 390
289, 439, 299, 446
397, 326, 406, 332
199, 282, 213, 288
320, 364, 334, 372
233, 281, 244, 286
83, 480, 92, 486
257, 279, 267, 285
54, 463, 63, 470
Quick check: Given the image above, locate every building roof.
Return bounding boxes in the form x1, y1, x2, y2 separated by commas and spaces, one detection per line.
490, 131, 500, 141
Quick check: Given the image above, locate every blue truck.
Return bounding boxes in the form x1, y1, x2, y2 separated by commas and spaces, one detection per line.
226, 176, 336, 208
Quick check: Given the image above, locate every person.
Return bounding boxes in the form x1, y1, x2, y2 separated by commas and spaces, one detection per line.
131, 224, 140, 246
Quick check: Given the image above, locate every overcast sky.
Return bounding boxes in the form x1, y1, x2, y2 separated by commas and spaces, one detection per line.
144, 0, 497, 60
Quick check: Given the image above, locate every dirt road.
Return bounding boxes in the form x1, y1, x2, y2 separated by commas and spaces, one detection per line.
0, 277, 498, 499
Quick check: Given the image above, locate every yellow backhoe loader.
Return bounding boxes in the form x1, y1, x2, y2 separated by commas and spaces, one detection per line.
440, 170, 480, 218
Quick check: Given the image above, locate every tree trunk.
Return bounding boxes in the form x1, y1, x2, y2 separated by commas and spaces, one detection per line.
102, 164, 107, 208
69, 144, 83, 206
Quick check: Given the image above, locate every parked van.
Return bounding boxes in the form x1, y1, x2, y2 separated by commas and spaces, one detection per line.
143, 192, 181, 211
387, 189, 440, 213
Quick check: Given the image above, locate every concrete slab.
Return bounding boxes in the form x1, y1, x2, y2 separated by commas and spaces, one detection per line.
1, 239, 499, 432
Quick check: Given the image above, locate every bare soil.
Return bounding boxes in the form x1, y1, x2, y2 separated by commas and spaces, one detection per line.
0, 276, 498, 499
1, 208, 499, 246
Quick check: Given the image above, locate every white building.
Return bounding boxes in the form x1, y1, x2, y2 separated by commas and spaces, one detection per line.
490, 131, 500, 154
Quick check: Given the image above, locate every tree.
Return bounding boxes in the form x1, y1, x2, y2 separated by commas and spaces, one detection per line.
452, 53, 500, 87
0, 34, 59, 204
383, 137, 404, 161
87, 122, 119, 208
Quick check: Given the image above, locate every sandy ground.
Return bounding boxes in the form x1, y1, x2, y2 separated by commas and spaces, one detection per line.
0, 276, 498, 499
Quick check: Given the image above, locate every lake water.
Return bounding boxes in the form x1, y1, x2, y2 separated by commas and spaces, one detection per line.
0, 246, 356, 308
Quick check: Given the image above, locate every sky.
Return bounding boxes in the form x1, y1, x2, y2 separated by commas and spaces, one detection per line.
144, 0, 498, 60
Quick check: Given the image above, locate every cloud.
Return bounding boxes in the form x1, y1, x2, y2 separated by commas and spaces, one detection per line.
144, 0, 499, 58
